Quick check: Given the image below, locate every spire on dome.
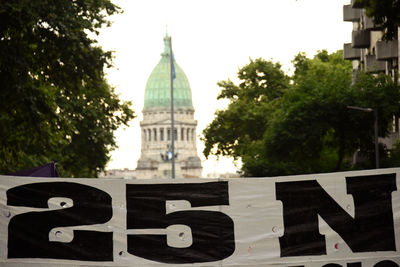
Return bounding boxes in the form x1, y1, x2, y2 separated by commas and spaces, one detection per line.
162, 30, 171, 57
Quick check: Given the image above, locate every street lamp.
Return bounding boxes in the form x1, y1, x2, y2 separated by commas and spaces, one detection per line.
347, 106, 379, 168
160, 144, 178, 162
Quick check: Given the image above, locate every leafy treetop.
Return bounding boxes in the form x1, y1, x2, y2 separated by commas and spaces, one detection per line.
202, 50, 400, 177
0, 0, 135, 177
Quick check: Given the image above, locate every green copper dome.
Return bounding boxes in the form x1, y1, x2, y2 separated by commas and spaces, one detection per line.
143, 34, 194, 111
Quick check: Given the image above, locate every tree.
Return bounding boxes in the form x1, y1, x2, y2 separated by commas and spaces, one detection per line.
349, 71, 400, 169
203, 50, 400, 177
355, 0, 400, 40
265, 51, 400, 175
201, 58, 290, 176
262, 51, 355, 175
0, 0, 135, 177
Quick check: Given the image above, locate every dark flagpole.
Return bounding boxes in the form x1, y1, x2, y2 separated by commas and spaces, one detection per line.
169, 36, 175, 179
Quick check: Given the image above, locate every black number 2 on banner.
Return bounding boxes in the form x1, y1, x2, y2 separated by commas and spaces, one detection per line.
7, 182, 113, 261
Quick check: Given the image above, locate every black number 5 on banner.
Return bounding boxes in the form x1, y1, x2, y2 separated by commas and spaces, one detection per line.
126, 182, 235, 264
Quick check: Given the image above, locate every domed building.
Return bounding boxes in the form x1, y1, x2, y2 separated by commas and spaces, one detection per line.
135, 33, 202, 178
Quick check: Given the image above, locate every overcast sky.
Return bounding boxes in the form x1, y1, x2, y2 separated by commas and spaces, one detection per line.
97, 0, 353, 176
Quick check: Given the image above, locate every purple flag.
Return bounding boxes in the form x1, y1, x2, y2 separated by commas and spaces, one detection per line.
10, 161, 59, 177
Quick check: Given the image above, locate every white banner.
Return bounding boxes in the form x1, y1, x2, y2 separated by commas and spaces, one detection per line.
0, 168, 399, 266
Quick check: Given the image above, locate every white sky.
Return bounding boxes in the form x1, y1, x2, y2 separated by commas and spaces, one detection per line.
97, 0, 352, 176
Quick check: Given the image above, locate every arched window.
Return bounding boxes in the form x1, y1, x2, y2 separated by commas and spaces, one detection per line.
167, 128, 171, 141
181, 128, 184, 141
153, 128, 157, 141
148, 129, 151, 141
187, 128, 190, 141
174, 128, 177, 141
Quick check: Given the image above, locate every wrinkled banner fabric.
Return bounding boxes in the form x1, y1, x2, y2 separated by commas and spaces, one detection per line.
0, 168, 399, 267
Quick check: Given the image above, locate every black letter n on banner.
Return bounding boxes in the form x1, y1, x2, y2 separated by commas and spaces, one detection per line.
276, 173, 397, 257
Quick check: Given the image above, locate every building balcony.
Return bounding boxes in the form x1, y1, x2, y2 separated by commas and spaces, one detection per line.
365, 55, 386, 73
343, 5, 361, 22
352, 30, 370, 48
351, 0, 364, 8
364, 15, 383, 31
376, 40, 398, 60
343, 43, 361, 60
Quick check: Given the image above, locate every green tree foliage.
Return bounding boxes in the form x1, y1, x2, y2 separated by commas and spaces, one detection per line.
349, 72, 400, 169
203, 50, 400, 177
263, 51, 354, 175
355, 0, 400, 40
0, 0, 135, 177
265, 51, 400, 175
202, 58, 291, 176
